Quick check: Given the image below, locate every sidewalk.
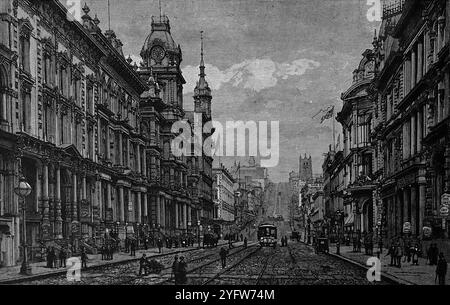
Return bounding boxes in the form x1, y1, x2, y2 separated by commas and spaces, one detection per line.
0, 240, 236, 284
327, 243, 449, 285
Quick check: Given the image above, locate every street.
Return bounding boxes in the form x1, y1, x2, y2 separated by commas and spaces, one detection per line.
18, 242, 390, 285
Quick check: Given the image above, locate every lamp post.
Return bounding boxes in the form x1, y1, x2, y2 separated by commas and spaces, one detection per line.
14, 176, 32, 275
197, 220, 201, 248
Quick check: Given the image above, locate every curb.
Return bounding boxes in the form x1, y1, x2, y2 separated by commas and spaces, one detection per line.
0, 245, 213, 285
326, 251, 415, 285
299, 241, 414, 285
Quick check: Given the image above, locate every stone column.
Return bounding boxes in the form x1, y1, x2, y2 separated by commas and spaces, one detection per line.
411, 186, 417, 235
403, 188, 410, 224
411, 114, 416, 156
137, 145, 141, 174
55, 166, 62, 239
72, 171, 77, 221
98, 180, 103, 220
417, 41, 423, 81
156, 195, 161, 226
411, 47, 416, 89
106, 182, 112, 209
136, 191, 142, 224
119, 132, 123, 165
142, 149, 147, 178
82, 175, 87, 201
175, 201, 179, 229
417, 109, 423, 152
119, 186, 125, 222
187, 205, 192, 225
128, 188, 132, 222
162, 198, 166, 228
143, 192, 148, 223
106, 125, 110, 161
183, 203, 187, 230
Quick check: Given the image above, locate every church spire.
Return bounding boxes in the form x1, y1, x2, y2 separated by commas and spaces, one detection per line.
200, 30, 205, 77
194, 30, 211, 97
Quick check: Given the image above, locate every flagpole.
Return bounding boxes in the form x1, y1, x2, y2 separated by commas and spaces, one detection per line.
331, 106, 336, 152
332, 106, 336, 152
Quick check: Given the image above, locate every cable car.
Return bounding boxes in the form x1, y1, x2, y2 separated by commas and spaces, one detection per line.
257, 223, 277, 247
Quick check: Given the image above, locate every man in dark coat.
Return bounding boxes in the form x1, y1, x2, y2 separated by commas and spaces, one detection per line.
172, 255, 179, 284
157, 238, 163, 253
59, 248, 67, 268
220, 247, 228, 269
50, 247, 56, 269
178, 256, 187, 284
139, 253, 148, 276
81, 248, 88, 269
130, 239, 136, 256
436, 253, 447, 285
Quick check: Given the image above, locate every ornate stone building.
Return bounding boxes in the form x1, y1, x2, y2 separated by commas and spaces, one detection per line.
371, 0, 449, 243
0, 0, 216, 267
337, 49, 377, 236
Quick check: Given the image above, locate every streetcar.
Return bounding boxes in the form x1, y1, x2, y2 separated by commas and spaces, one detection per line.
257, 224, 277, 247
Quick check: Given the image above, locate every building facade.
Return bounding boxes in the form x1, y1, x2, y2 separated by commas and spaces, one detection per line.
0, 0, 215, 267
372, 0, 449, 244
337, 49, 377, 237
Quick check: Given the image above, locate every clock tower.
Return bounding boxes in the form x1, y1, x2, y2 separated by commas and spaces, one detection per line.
140, 15, 185, 113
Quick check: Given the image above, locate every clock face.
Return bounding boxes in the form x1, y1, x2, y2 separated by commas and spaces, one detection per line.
151, 46, 165, 62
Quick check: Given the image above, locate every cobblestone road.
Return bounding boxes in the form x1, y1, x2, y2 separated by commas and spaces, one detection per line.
17, 242, 392, 285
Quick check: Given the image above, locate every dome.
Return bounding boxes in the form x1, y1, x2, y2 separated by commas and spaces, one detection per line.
140, 16, 181, 59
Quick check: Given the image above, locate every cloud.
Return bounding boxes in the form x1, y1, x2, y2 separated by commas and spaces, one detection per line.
126, 54, 142, 66
182, 58, 320, 93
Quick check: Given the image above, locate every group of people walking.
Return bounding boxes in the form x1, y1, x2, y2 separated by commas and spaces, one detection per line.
45, 247, 67, 269
100, 244, 115, 260
45, 246, 88, 269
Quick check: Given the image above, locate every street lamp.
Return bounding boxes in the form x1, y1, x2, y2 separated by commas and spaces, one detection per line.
14, 176, 32, 276
197, 220, 201, 248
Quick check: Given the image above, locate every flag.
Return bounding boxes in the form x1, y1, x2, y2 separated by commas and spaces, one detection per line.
320, 106, 334, 123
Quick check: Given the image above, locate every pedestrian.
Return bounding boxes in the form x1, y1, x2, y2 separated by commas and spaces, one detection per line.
50, 247, 56, 269
228, 238, 234, 249
81, 248, 88, 269
59, 248, 67, 268
285, 236, 288, 247
130, 239, 136, 256
178, 256, 187, 284
244, 237, 248, 248
46, 247, 51, 268
395, 242, 403, 268
352, 236, 357, 252
101, 245, 106, 261
436, 253, 447, 285
109, 244, 114, 260
139, 253, 148, 276
411, 243, 420, 266
172, 255, 179, 284
125, 237, 129, 253
157, 238, 163, 253
385, 244, 395, 266
220, 247, 228, 269
144, 238, 148, 250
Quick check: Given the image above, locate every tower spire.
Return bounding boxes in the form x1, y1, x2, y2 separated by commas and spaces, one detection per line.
108, 0, 111, 30
200, 30, 205, 77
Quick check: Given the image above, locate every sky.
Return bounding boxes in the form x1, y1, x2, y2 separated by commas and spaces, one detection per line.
80, 0, 381, 182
